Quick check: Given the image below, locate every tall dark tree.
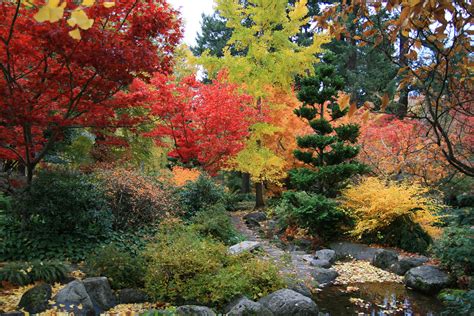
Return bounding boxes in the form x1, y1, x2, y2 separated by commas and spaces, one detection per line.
290, 53, 369, 197
191, 13, 233, 57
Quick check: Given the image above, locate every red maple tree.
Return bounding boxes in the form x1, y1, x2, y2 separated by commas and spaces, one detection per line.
0, 0, 182, 183
120, 73, 260, 173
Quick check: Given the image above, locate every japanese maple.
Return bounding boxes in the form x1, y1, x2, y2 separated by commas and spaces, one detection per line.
0, 0, 182, 182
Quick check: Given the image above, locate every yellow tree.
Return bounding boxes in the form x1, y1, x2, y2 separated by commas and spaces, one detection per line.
199, 0, 329, 207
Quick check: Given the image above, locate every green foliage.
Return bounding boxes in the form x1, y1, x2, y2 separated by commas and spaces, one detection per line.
86, 244, 146, 290
432, 226, 474, 278
275, 191, 347, 239
144, 223, 284, 307
0, 261, 69, 286
191, 203, 241, 245
438, 289, 474, 316
292, 53, 368, 199
177, 175, 226, 219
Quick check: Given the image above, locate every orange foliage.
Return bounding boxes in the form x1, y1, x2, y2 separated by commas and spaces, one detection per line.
171, 166, 201, 186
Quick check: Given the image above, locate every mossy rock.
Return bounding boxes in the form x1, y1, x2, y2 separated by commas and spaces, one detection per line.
18, 283, 52, 314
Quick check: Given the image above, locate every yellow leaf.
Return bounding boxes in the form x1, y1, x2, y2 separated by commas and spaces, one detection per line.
380, 93, 389, 112
34, 0, 66, 23
361, 110, 370, 124
82, 0, 95, 6
103, 1, 115, 8
69, 28, 82, 40
338, 93, 350, 110
348, 102, 357, 118
68, 8, 94, 30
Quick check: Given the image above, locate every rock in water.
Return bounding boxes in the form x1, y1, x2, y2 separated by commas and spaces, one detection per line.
390, 257, 428, 276
225, 296, 272, 316
311, 267, 339, 286
83, 277, 117, 311
175, 305, 216, 316
228, 241, 261, 255
315, 249, 336, 264
372, 249, 398, 270
259, 289, 319, 315
18, 283, 52, 314
117, 288, 149, 304
310, 259, 331, 268
289, 282, 313, 298
404, 265, 451, 294
54, 280, 94, 315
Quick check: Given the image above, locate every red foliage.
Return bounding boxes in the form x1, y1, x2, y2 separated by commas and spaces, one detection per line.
0, 0, 182, 179
121, 73, 260, 173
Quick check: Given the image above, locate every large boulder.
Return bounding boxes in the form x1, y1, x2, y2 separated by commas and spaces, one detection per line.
175, 305, 216, 316
404, 266, 451, 294
258, 289, 318, 315
243, 212, 267, 222
228, 241, 261, 255
314, 249, 336, 264
82, 277, 117, 311
311, 268, 338, 287
18, 283, 52, 314
372, 249, 398, 270
389, 257, 428, 276
224, 296, 272, 316
289, 282, 313, 298
54, 280, 94, 315
309, 259, 331, 269
117, 288, 149, 304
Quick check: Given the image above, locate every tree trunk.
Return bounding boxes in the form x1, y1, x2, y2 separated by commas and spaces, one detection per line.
255, 181, 265, 208
26, 163, 34, 185
397, 32, 409, 118
241, 172, 251, 194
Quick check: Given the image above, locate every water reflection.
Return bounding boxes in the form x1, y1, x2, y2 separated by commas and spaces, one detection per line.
315, 282, 444, 316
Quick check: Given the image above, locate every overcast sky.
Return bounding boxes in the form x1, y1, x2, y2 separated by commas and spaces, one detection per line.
169, 0, 215, 47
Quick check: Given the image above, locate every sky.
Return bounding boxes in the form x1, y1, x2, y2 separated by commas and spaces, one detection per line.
168, 0, 215, 47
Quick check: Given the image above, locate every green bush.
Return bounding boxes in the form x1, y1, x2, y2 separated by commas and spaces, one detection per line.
86, 244, 146, 289
432, 226, 474, 278
191, 203, 241, 245
0, 261, 69, 286
144, 223, 284, 307
177, 175, 225, 219
438, 289, 474, 315
1, 170, 112, 261
275, 191, 347, 239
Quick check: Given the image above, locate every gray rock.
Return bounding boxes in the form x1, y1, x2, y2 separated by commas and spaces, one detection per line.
54, 280, 94, 315
224, 296, 272, 316
228, 241, 261, 255
175, 305, 216, 316
314, 249, 336, 264
243, 212, 267, 222
311, 268, 338, 286
404, 265, 451, 294
117, 288, 149, 304
289, 282, 313, 298
389, 257, 428, 276
245, 218, 261, 229
309, 259, 331, 268
1, 312, 25, 316
372, 249, 398, 270
258, 289, 318, 315
18, 283, 52, 314
329, 242, 380, 261
83, 277, 116, 311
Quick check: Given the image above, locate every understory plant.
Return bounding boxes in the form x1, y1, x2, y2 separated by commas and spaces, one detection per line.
341, 177, 441, 252
0, 261, 69, 286
144, 221, 285, 307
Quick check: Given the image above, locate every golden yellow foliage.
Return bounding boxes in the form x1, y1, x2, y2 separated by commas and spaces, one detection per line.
341, 177, 442, 239
171, 166, 201, 186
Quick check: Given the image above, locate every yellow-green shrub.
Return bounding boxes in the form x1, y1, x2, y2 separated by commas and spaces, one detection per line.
341, 177, 441, 239
144, 222, 285, 307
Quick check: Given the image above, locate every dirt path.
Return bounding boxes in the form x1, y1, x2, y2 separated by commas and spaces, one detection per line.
230, 211, 315, 283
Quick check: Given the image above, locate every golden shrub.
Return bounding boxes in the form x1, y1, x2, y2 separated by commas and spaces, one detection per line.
341, 177, 442, 238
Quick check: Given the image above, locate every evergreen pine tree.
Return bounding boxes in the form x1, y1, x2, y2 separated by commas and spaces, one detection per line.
290, 53, 369, 198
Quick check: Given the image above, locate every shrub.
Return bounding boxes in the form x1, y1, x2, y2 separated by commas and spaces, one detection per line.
275, 191, 346, 239
341, 177, 441, 241
191, 203, 241, 245
12, 170, 112, 236
432, 226, 474, 278
86, 244, 146, 289
98, 168, 181, 230
0, 261, 69, 286
438, 289, 474, 315
177, 175, 225, 219
144, 223, 284, 307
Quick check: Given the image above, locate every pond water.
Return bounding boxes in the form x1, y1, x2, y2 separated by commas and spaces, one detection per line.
315, 282, 445, 316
